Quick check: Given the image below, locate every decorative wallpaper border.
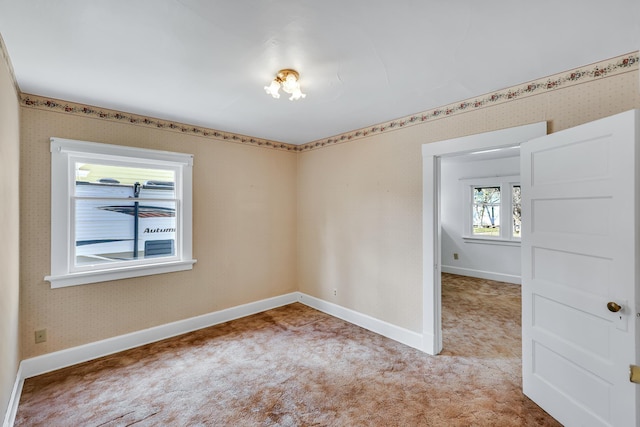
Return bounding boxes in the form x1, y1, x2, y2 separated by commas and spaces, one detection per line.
298, 51, 639, 151
19, 95, 299, 152
19, 51, 638, 152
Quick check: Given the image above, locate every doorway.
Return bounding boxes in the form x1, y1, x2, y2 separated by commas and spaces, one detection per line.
421, 122, 547, 355
439, 149, 522, 354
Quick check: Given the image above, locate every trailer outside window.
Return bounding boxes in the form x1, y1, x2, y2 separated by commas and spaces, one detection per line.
46, 138, 196, 288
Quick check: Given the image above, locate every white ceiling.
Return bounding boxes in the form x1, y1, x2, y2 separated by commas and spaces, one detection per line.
1, 1, 638, 145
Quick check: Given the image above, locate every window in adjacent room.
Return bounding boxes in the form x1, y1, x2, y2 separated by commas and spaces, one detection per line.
46, 137, 196, 288
472, 185, 501, 237
511, 185, 521, 238
464, 175, 520, 244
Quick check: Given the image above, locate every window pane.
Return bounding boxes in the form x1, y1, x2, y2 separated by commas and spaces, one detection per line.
472, 186, 501, 237
512, 185, 521, 238
48, 138, 194, 287
75, 162, 176, 199
75, 198, 176, 266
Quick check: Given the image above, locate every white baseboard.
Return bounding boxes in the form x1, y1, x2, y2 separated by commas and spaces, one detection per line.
20, 292, 298, 380
2, 364, 23, 427
441, 265, 521, 285
6, 291, 427, 426
296, 293, 425, 352
4, 293, 297, 426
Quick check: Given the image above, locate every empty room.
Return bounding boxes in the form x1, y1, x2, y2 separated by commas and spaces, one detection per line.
1, 1, 640, 426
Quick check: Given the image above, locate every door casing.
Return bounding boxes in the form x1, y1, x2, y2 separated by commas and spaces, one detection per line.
421, 122, 547, 354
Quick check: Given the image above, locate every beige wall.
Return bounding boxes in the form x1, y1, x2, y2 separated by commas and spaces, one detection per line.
298, 68, 640, 333
0, 40, 20, 421
20, 108, 298, 358
13, 51, 640, 364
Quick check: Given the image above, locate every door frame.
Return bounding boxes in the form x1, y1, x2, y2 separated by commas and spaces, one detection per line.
421, 122, 547, 355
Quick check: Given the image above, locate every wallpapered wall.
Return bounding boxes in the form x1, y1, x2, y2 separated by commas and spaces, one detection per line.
297, 65, 640, 333
20, 108, 298, 359
0, 36, 20, 422
16, 52, 640, 361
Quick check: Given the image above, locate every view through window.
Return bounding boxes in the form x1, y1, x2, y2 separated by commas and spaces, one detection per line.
467, 178, 521, 241
74, 163, 177, 266
472, 186, 501, 237
47, 137, 195, 288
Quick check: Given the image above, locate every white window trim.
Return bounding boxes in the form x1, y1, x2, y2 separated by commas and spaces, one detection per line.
45, 137, 196, 288
461, 174, 521, 245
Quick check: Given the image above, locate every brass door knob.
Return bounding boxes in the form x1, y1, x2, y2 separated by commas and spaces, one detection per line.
607, 302, 622, 313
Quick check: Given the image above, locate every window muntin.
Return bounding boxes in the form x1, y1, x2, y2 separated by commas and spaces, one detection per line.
47, 138, 195, 288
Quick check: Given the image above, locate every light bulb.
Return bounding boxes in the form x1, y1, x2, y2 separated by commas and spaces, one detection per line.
264, 80, 281, 98
265, 69, 306, 100
289, 88, 306, 101
281, 74, 299, 93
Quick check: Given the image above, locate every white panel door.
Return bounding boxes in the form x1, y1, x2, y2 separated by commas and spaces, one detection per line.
521, 110, 639, 426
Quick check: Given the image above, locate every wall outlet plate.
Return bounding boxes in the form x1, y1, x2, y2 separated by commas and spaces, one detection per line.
35, 329, 47, 343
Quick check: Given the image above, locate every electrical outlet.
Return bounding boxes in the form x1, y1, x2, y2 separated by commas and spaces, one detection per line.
333, 289, 337, 296
35, 329, 47, 344
453, 253, 459, 260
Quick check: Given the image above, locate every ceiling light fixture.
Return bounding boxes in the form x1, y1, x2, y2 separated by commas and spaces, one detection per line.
264, 69, 306, 101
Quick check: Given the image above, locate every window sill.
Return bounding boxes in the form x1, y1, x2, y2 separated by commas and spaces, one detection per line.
45, 259, 197, 288
462, 237, 521, 247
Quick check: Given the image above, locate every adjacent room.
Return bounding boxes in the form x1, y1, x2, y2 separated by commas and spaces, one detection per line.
1, 1, 639, 425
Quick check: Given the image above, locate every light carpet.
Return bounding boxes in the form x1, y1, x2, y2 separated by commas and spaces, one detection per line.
15, 274, 560, 426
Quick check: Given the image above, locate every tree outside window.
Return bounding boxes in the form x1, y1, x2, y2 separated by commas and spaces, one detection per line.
512, 185, 521, 238
464, 176, 520, 242
473, 186, 501, 237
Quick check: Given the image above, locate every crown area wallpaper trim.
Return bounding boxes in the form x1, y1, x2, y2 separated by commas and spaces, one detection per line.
297, 51, 639, 151
18, 51, 639, 152
19, 94, 298, 152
